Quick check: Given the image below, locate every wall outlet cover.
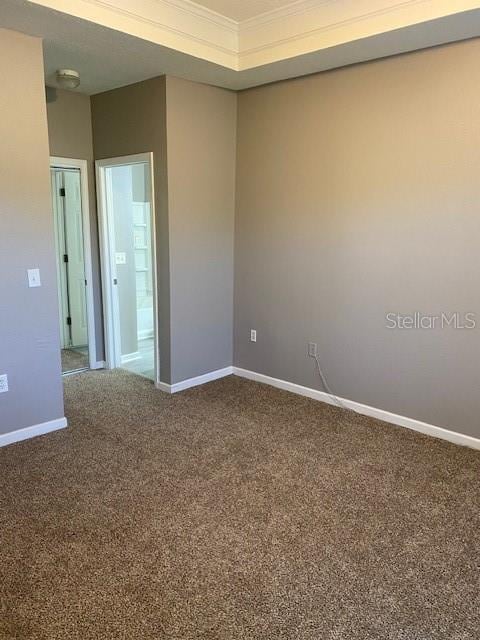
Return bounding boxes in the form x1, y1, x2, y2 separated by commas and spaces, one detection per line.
0, 374, 8, 393
308, 342, 318, 357
250, 329, 257, 342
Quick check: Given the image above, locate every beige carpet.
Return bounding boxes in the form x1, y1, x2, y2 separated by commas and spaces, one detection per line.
1, 370, 479, 639
61, 348, 88, 373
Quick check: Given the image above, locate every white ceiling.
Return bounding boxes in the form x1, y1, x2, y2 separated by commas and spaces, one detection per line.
190, 0, 299, 22
1, 0, 480, 95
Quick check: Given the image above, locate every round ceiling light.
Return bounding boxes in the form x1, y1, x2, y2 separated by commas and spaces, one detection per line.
56, 69, 80, 90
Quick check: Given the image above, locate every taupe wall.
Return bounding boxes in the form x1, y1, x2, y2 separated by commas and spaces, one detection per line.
0, 29, 64, 434
92, 76, 171, 381
5, 33, 472, 440
46, 88, 104, 361
234, 40, 480, 439
165, 77, 236, 384
91, 76, 236, 385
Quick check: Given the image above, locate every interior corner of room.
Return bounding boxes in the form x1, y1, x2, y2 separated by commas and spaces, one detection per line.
1, 1, 480, 636
1, 17, 480, 446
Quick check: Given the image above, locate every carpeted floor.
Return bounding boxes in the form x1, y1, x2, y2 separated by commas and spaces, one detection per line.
61, 348, 89, 373
1, 370, 479, 639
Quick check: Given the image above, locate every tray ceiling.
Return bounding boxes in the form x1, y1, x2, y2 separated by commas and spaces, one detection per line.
2, 0, 480, 94
191, 0, 300, 22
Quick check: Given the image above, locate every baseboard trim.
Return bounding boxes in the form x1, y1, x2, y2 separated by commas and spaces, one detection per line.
93, 360, 106, 370
232, 367, 480, 451
0, 417, 68, 448
121, 351, 140, 364
138, 331, 154, 341
156, 366, 233, 394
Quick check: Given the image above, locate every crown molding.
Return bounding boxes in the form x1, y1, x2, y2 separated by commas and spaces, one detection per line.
145, 0, 238, 30
26, 0, 480, 74
241, 0, 334, 31
27, 0, 240, 68
86, 0, 238, 41
238, 0, 480, 69
240, 0, 434, 54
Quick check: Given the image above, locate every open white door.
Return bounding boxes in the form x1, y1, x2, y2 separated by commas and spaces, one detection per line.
50, 157, 97, 374
63, 170, 88, 347
96, 153, 158, 383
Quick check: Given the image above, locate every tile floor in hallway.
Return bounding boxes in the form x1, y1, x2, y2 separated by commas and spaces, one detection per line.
121, 337, 155, 380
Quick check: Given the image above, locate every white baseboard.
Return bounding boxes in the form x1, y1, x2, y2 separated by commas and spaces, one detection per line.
233, 367, 480, 451
138, 331, 154, 341
156, 366, 233, 394
0, 417, 68, 448
92, 360, 106, 370
121, 352, 140, 364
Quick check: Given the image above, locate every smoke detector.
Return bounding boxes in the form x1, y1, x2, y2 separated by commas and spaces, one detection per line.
56, 69, 80, 90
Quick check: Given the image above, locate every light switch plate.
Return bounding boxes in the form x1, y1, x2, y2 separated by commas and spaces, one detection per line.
27, 268, 41, 287
115, 252, 127, 265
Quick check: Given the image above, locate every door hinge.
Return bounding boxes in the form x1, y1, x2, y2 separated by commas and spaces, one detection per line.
63, 254, 69, 263
66, 317, 72, 326
59, 187, 66, 197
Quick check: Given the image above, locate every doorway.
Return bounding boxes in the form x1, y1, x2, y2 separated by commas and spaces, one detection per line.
96, 153, 158, 382
50, 158, 96, 374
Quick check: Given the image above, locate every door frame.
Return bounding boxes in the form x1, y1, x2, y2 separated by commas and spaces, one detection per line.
50, 156, 97, 371
95, 152, 159, 384
51, 169, 70, 349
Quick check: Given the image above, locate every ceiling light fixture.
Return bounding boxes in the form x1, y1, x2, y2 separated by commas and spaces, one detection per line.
56, 69, 80, 90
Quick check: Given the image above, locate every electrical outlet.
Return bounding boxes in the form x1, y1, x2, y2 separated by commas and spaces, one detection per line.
0, 374, 8, 393
250, 329, 257, 342
308, 342, 318, 358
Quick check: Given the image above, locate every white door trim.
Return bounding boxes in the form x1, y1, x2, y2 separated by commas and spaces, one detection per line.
50, 157, 97, 371
95, 152, 159, 385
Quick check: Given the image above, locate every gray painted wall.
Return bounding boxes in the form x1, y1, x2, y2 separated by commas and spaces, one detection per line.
234, 39, 480, 439
46, 87, 104, 361
91, 76, 236, 385
165, 77, 236, 384
0, 29, 64, 434
2, 34, 474, 442
91, 77, 171, 381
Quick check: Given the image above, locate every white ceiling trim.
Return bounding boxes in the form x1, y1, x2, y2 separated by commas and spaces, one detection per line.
27, 0, 239, 68
239, 0, 480, 68
155, 0, 237, 28
90, 0, 238, 50
25, 0, 480, 73
241, 0, 335, 30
